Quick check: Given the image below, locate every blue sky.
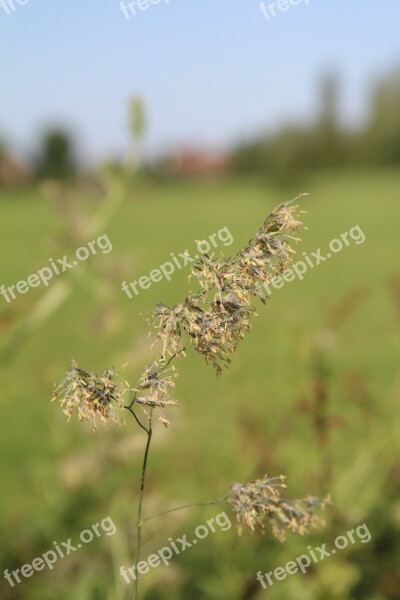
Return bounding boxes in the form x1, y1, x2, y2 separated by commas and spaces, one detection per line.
1, 0, 400, 161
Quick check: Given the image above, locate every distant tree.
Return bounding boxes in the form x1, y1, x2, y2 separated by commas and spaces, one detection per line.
365, 68, 400, 164
314, 72, 345, 167
318, 72, 340, 131
35, 130, 76, 179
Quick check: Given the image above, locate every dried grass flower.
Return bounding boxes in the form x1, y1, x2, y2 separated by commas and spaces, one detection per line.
52, 360, 125, 431
150, 197, 305, 375
133, 360, 179, 410
228, 475, 330, 541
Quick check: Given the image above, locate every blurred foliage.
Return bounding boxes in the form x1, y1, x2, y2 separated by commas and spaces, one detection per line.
231, 68, 400, 182
35, 130, 77, 180
129, 97, 146, 141
365, 70, 400, 164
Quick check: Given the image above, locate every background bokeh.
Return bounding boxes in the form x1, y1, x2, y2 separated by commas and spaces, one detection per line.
1, 2, 400, 599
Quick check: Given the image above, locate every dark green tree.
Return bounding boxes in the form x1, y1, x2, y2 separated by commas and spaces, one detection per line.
36, 130, 76, 179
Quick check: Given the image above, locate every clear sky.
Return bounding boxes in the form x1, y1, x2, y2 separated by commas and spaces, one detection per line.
1, 0, 400, 161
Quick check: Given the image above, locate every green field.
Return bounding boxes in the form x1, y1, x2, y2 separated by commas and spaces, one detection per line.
1, 168, 399, 600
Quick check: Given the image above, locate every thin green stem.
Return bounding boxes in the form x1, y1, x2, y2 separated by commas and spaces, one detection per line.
133, 408, 153, 600
125, 405, 148, 434
141, 494, 232, 524
163, 343, 190, 368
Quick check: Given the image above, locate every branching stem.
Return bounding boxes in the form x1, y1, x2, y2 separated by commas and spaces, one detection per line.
141, 494, 233, 524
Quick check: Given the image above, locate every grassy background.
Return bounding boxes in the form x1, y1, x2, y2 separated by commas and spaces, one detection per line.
0, 168, 399, 599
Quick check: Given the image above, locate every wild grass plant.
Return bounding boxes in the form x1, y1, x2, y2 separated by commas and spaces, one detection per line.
53, 195, 329, 599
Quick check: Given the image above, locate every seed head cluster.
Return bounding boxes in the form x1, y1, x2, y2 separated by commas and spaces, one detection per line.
228, 475, 329, 541
134, 360, 178, 409
52, 360, 124, 431
151, 197, 304, 374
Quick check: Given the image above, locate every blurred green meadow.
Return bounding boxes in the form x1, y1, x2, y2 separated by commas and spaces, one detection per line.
1, 167, 399, 599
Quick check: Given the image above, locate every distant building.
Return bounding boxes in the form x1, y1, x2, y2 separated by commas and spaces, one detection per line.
165, 148, 230, 177
0, 153, 31, 187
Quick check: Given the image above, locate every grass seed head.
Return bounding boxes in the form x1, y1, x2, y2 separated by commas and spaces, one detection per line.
52, 360, 125, 431
227, 474, 329, 541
